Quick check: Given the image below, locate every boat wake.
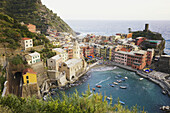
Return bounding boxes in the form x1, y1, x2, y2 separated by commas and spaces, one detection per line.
96, 77, 111, 85
90, 66, 117, 72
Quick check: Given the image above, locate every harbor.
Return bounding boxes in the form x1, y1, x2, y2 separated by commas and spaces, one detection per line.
53, 65, 170, 113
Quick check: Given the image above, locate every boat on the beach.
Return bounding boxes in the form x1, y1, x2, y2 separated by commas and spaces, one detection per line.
125, 77, 128, 79
92, 88, 95, 91
139, 78, 144, 80
120, 86, 127, 89
107, 97, 112, 100
109, 84, 115, 87
119, 100, 125, 105
96, 85, 102, 88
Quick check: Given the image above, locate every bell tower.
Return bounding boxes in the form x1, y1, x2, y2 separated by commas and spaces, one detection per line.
73, 40, 80, 59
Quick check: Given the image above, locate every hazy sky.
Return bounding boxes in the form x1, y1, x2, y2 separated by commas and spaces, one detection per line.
41, 0, 170, 20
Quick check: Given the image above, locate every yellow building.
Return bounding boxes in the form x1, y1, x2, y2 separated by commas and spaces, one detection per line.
22, 68, 37, 85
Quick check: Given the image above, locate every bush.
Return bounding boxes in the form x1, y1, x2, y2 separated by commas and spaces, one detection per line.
0, 88, 146, 113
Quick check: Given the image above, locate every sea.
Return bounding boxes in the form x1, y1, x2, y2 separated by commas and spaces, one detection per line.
54, 20, 170, 113
65, 20, 170, 55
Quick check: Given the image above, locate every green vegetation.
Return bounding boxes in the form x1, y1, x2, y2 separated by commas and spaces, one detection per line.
0, 13, 50, 49
39, 48, 56, 63
10, 55, 26, 65
0, 88, 146, 113
0, 0, 74, 34
132, 30, 164, 40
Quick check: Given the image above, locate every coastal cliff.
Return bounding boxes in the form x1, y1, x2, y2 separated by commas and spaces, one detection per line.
0, 0, 75, 35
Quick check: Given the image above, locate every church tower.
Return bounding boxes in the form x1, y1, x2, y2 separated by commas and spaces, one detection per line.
73, 40, 80, 59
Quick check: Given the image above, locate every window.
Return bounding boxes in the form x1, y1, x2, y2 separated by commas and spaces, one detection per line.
26, 41, 28, 43
26, 76, 29, 79
27, 80, 29, 84
26, 45, 28, 47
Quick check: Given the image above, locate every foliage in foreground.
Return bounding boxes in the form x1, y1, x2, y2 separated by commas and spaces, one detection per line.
0, 88, 146, 113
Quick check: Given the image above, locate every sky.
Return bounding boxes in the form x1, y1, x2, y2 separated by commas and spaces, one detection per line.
41, 0, 170, 20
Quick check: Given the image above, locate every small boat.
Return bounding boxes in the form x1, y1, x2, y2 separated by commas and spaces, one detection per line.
121, 78, 125, 81
117, 75, 122, 78
109, 84, 115, 87
125, 77, 128, 79
107, 97, 112, 100
96, 85, 102, 88
120, 86, 127, 89
92, 88, 95, 91
117, 80, 122, 83
119, 100, 125, 105
139, 78, 144, 80
162, 90, 167, 95
113, 82, 118, 85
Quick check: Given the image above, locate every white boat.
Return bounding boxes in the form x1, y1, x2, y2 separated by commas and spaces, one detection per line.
117, 80, 122, 83
113, 82, 118, 85
120, 86, 127, 89
107, 97, 112, 100
125, 77, 128, 79
139, 78, 144, 80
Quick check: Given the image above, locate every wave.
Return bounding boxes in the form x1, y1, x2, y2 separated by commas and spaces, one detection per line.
96, 77, 111, 85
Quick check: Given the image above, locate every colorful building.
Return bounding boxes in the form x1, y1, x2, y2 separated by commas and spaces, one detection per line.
22, 68, 37, 85
26, 24, 36, 33
52, 48, 68, 62
21, 38, 33, 50
146, 49, 154, 65
47, 55, 63, 71
25, 52, 41, 65
115, 50, 147, 70
135, 37, 146, 46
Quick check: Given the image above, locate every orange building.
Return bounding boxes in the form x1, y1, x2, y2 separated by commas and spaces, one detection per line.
127, 33, 133, 38
27, 24, 36, 33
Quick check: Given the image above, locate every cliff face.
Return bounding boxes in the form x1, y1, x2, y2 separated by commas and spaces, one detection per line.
0, 0, 75, 35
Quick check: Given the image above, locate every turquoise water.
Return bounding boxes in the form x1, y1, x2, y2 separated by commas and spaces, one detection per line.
55, 66, 170, 113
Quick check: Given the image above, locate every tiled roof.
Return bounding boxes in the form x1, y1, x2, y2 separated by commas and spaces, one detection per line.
23, 68, 37, 75
22, 38, 31, 40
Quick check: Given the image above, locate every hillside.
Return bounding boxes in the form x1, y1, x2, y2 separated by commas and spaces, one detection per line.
0, 0, 75, 35
0, 13, 49, 49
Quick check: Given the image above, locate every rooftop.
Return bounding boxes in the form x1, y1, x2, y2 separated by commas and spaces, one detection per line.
29, 52, 40, 57
161, 55, 170, 58
64, 59, 82, 68
51, 55, 62, 60
53, 48, 65, 53
23, 68, 37, 75
22, 38, 31, 40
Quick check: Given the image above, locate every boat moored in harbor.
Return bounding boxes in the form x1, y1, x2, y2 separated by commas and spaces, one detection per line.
113, 82, 118, 85
109, 84, 115, 87
96, 85, 102, 88
120, 86, 127, 89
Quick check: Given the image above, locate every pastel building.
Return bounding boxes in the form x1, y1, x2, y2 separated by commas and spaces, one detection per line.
22, 68, 37, 85
135, 37, 146, 46
115, 50, 147, 70
21, 38, 33, 50
47, 55, 62, 71
52, 48, 68, 62
115, 51, 128, 65
146, 48, 154, 65
60, 59, 83, 81
22, 68, 39, 97
25, 52, 41, 65
26, 24, 36, 33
